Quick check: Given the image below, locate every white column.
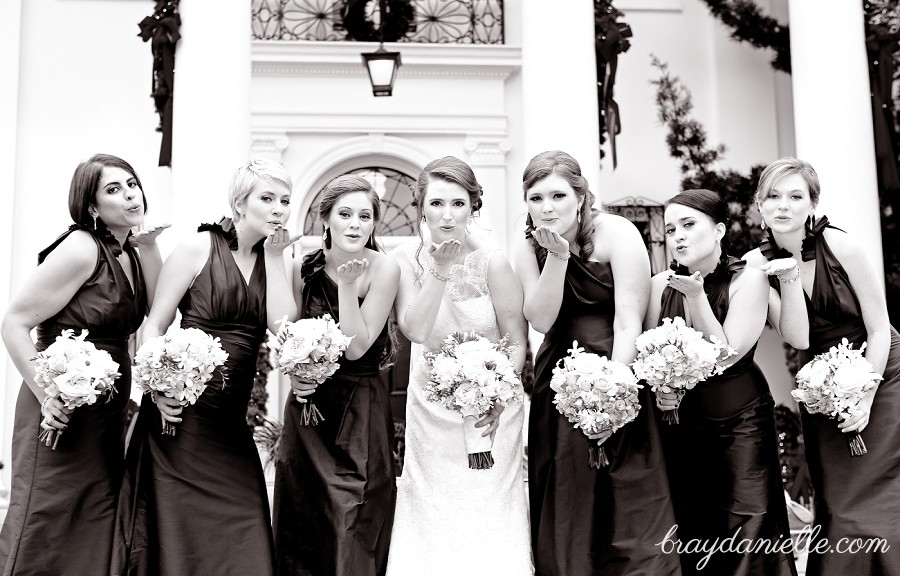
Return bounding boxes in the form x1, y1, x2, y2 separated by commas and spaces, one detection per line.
464, 135, 513, 251
520, 0, 601, 195
170, 0, 253, 235
788, 0, 883, 278
0, 0, 24, 507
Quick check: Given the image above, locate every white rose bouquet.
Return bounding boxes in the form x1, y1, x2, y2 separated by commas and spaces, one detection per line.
134, 327, 229, 436
32, 329, 121, 450
631, 316, 734, 424
792, 338, 883, 457
550, 341, 642, 469
268, 314, 353, 426
423, 331, 523, 469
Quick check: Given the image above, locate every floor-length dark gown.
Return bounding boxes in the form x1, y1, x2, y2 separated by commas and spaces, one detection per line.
113, 218, 274, 576
273, 249, 395, 576
761, 218, 900, 575
528, 252, 681, 576
657, 258, 796, 576
0, 225, 146, 576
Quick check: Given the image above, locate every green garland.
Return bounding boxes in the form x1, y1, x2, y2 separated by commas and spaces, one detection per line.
699, 0, 791, 72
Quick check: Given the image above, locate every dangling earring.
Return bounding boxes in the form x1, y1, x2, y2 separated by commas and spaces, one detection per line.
714, 242, 722, 259
322, 228, 331, 249
760, 219, 766, 230
91, 212, 98, 230
577, 210, 582, 225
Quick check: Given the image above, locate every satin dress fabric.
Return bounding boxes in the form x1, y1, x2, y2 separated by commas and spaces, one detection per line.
273, 249, 396, 576
761, 219, 900, 576
113, 218, 274, 576
528, 251, 681, 576
657, 257, 796, 576
0, 225, 146, 576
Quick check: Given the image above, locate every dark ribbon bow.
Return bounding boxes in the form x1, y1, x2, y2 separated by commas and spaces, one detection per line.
198, 218, 240, 251
759, 215, 836, 262
669, 255, 746, 290
70, 223, 131, 257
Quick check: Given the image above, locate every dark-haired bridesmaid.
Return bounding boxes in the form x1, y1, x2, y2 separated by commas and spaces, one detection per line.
0, 154, 167, 574
647, 188, 795, 575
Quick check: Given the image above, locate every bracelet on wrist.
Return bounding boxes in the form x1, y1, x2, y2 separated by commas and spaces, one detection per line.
428, 266, 449, 282
548, 250, 570, 261
778, 267, 801, 284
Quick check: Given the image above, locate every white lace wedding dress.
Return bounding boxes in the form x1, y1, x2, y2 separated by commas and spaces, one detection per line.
386, 246, 533, 576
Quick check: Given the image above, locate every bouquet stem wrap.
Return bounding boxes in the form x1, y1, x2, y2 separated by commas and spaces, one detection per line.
38, 428, 62, 450
589, 443, 609, 469
462, 415, 495, 470
661, 390, 686, 425
845, 431, 867, 457
298, 401, 325, 427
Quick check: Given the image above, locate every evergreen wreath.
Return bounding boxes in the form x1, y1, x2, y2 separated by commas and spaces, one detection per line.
342, 0, 414, 42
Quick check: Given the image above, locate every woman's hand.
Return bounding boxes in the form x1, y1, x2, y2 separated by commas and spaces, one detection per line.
290, 376, 318, 403
263, 225, 301, 255
759, 257, 799, 280
656, 390, 682, 411
40, 397, 72, 432
531, 225, 570, 260
129, 224, 171, 248
428, 240, 461, 268
588, 427, 613, 445
475, 402, 506, 438
839, 390, 876, 434
667, 271, 704, 298
337, 258, 369, 286
155, 395, 183, 424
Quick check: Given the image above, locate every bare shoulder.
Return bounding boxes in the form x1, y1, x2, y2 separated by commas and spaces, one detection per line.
742, 247, 768, 268
732, 264, 767, 289
45, 230, 99, 268
596, 211, 640, 237
366, 249, 400, 279
822, 227, 864, 262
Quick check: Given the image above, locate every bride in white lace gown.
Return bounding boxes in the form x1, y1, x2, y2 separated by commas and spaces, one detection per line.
386, 157, 533, 576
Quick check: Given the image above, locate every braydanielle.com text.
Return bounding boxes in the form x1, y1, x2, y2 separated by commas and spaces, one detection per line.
656, 524, 891, 570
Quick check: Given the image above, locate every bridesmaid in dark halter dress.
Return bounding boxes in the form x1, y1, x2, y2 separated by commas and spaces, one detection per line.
745, 157, 900, 576
647, 189, 795, 576
514, 151, 680, 576
0, 154, 166, 575
113, 159, 298, 576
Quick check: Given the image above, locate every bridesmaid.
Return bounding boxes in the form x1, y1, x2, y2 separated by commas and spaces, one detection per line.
744, 157, 900, 576
0, 154, 166, 574
646, 189, 796, 575
115, 159, 297, 576
274, 174, 399, 576
513, 150, 680, 576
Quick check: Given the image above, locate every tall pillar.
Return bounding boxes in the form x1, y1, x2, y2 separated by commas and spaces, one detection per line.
0, 0, 24, 505
170, 0, 252, 235
521, 0, 601, 194
464, 135, 513, 251
788, 0, 883, 278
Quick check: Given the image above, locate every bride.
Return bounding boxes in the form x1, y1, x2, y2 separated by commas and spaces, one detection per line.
386, 156, 533, 576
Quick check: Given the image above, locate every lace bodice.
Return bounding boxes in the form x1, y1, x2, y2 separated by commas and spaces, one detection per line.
407, 245, 500, 353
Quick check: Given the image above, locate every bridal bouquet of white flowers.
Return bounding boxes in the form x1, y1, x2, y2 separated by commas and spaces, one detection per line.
32, 329, 121, 449
134, 327, 228, 436
268, 314, 353, 426
793, 338, 882, 457
424, 331, 523, 469
550, 341, 642, 469
631, 316, 733, 424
